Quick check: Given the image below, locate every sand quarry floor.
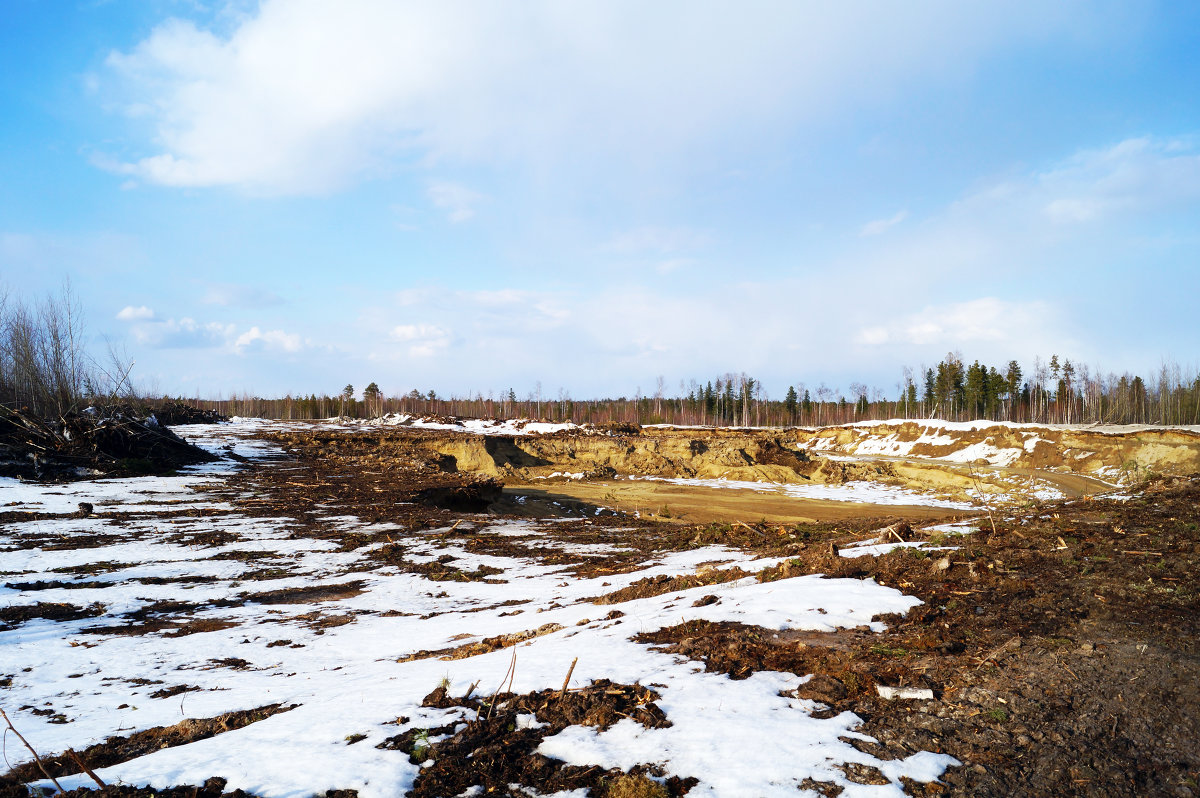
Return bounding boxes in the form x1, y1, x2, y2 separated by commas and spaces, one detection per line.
1, 419, 1198, 798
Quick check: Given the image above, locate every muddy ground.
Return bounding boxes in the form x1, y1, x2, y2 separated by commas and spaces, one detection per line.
3, 422, 1198, 797
253, 427, 1200, 795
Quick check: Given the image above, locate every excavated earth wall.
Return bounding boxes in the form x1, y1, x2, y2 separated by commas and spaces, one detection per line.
791, 421, 1200, 480
429, 430, 895, 486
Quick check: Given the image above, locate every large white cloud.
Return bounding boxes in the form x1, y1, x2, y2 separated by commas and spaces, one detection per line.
99, 0, 1112, 194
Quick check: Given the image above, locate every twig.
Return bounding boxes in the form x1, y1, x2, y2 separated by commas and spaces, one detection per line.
975, 636, 1019, 669
0, 709, 65, 792
487, 649, 518, 720
560, 657, 578, 697
68, 748, 106, 788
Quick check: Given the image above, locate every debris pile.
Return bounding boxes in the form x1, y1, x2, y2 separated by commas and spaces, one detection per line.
0, 405, 218, 481
150, 401, 229, 426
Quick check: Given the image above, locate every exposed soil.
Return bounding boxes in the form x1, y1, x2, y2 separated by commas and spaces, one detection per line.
244, 425, 1200, 795
0, 777, 265, 798
637, 478, 1200, 797
384, 681, 693, 798
0, 601, 106, 630
5, 420, 1199, 796
512, 478, 963, 525
796, 420, 1200, 481
0, 705, 296, 787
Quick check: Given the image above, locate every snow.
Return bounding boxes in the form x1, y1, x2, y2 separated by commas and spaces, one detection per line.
0, 420, 959, 797
845, 418, 1200, 435
360, 414, 580, 436
800, 423, 1035, 468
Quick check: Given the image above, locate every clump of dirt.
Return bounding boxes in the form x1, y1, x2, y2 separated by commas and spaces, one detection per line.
589, 568, 751, 604
0, 404, 217, 482
241, 580, 366, 605
0, 601, 106, 631
385, 681, 692, 798
0, 704, 296, 785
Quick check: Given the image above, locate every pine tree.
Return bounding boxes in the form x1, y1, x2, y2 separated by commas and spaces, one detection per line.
784, 385, 798, 420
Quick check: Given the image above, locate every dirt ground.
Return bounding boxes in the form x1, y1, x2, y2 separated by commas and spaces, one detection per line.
506, 479, 963, 525
249, 427, 1200, 796
3, 422, 1198, 797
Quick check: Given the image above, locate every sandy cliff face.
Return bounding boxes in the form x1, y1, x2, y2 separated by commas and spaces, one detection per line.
431, 431, 899, 485
416, 421, 1200, 511
790, 421, 1200, 481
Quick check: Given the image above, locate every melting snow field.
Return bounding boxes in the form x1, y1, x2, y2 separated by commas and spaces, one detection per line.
0, 422, 959, 797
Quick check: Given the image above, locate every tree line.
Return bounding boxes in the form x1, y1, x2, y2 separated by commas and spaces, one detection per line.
173, 353, 1200, 427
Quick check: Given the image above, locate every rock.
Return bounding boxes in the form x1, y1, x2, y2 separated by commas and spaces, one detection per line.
877, 685, 935, 700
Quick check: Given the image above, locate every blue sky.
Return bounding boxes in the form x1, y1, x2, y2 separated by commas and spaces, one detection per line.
2, 0, 1199, 401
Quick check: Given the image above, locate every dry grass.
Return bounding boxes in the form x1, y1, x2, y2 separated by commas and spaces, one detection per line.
605, 773, 669, 798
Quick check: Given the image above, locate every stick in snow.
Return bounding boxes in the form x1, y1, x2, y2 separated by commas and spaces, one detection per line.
0, 708, 65, 792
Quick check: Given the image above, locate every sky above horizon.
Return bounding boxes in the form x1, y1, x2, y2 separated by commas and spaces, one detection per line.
2, 0, 1199, 402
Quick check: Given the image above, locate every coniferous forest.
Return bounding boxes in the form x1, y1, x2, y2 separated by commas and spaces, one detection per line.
163, 352, 1200, 428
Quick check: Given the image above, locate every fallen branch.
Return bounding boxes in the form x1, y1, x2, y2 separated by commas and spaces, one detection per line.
0, 708, 65, 792
67, 748, 106, 788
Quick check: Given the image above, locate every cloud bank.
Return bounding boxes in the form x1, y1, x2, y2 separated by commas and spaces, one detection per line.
100, 0, 1102, 195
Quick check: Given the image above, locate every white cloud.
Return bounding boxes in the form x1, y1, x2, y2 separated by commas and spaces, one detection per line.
118, 310, 304, 354
855, 298, 1056, 348
97, 0, 1107, 194
859, 210, 907, 237
116, 305, 156, 321
128, 316, 234, 349
1034, 137, 1200, 224
233, 326, 303, 353
427, 181, 483, 223
942, 136, 1200, 229
391, 323, 451, 357
856, 326, 890, 345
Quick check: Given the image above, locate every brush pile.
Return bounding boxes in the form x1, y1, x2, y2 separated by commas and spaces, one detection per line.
0, 404, 218, 481
151, 401, 229, 426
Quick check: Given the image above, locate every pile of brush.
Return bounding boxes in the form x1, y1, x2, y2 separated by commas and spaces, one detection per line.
0, 404, 218, 481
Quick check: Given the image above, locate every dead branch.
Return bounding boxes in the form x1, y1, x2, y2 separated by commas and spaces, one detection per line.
0, 708, 65, 792
560, 657, 579, 697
